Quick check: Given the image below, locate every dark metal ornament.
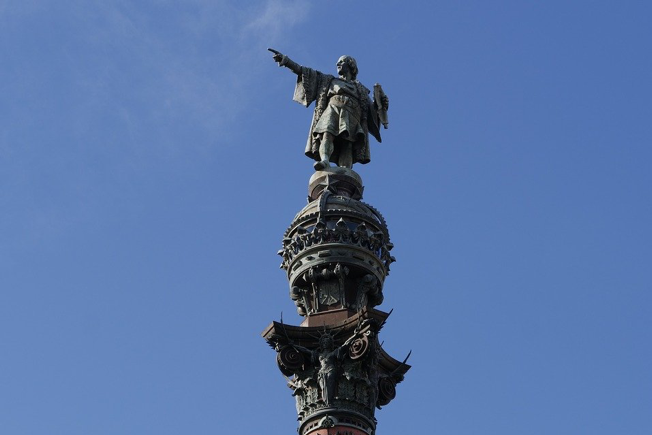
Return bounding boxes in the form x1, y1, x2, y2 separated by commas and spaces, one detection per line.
277, 345, 305, 375
348, 335, 369, 360
377, 377, 397, 406
263, 49, 410, 435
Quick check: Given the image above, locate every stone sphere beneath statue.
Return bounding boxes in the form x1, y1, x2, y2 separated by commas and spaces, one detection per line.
308, 167, 364, 201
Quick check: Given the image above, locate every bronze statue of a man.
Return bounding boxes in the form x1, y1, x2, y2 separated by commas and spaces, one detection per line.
269, 49, 389, 170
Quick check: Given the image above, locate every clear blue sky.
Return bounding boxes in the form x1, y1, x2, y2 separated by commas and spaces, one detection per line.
1, 1, 651, 434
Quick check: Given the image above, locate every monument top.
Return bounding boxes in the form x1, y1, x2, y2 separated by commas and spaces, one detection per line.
268, 48, 389, 171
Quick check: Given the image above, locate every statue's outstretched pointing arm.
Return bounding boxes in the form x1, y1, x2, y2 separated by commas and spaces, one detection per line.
290, 343, 317, 362
268, 48, 301, 75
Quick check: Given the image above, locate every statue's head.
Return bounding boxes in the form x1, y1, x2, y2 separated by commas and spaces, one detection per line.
337, 55, 358, 80
319, 334, 335, 350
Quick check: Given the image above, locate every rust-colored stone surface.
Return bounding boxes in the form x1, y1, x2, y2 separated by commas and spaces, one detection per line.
306, 427, 368, 435
300, 308, 356, 327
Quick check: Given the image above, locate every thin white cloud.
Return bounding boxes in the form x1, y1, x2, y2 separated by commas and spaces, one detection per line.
2, 0, 308, 162
83, 0, 310, 149
0, 0, 313, 250
244, 0, 310, 44
1, 0, 312, 154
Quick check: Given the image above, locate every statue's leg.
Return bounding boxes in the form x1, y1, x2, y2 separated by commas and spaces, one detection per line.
338, 142, 353, 168
314, 133, 334, 170
319, 373, 327, 403
326, 372, 335, 404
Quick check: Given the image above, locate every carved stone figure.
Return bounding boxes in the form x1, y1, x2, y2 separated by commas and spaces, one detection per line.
306, 264, 349, 310
264, 310, 409, 433
292, 331, 362, 406
269, 48, 389, 170
355, 274, 383, 310
290, 286, 310, 316
315, 334, 344, 405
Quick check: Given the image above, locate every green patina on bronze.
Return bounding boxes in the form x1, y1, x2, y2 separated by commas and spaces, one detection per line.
263, 51, 408, 435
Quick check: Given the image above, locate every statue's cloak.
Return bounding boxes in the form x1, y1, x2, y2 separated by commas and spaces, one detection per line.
293, 66, 382, 165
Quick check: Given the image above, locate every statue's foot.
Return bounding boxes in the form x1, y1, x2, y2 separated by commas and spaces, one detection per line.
314, 160, 329, 170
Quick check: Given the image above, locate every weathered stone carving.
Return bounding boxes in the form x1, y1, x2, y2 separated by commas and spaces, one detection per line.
287, 326, 366, 406
279, 219, 395, 273
377, 376, 397, 407
287, 266, 385, 316
355, 275, 383, 311
347, 334, 369, 361
276, 344, 305, 375
269, 48, 389, 171
290, 285, 310, 316
279, 184, 395, 322
264, 312, 409, 435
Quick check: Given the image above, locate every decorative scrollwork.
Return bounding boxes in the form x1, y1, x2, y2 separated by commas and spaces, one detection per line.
277, 345, 305, 375
348, 335, 369, 360
377, 377, 396, 406
279, 220, 395, 272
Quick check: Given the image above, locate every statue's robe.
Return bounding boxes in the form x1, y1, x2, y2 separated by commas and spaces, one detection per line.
293, 66, 382, 165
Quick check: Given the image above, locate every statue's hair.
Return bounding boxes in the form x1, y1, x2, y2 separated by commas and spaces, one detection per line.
318, 331, 336, 349
338, 55, 358, 80
319, 332, 334, 343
